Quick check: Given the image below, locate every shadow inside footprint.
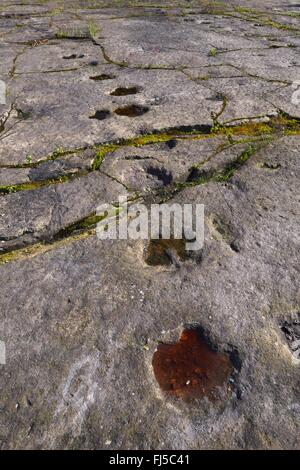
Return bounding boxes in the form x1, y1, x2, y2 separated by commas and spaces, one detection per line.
114, 105, 149, 117
147, 166, 173, 186
90, 74, 116, 81
110, 86, 140, 96
145, 238, 188, 266
89, 110, 110, 120
63, 54, 84, 59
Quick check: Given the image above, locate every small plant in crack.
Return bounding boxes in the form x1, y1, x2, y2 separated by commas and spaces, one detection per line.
208, 47, 218, 57
214, 144, 256, 182
211, 116, 225, 134
88, 21, 99, 39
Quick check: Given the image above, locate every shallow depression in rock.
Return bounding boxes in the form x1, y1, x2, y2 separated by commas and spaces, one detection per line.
90, 74, 116, 81
114, 105, 149, 117
152, 328, 234, 400
89, 110, 111, 120
145, 238, 188, 266
110, 86, 140, 96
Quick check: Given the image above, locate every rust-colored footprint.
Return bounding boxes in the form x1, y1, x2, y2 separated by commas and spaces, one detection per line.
152, 328, 235, 400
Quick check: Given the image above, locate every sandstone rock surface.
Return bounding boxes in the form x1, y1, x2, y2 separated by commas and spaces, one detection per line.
0, 0, 299, 450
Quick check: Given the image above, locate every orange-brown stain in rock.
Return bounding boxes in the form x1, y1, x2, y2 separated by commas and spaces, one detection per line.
152, 328, 233, 400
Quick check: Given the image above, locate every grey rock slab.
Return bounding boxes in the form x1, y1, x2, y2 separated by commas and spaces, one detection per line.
0, 42, 25, 80
0, 0, 300, 451
13, 40, 106, 74
93, 17, 264, 69
264, 83, 300, 118
0, 171, 126, 248
100, 137, 249, 192
0, 152, 93, 186
0, 135, 299, 449
217, 47, 300, 83
0, 67, 221, 165
205, 77, 281, 122
0, 18, 53, 44
0, 167, 31, 186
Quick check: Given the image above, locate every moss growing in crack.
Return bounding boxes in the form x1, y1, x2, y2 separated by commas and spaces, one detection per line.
209, 47, 218, 57
234, 6, 258, 15
260, 18, 298, 31
52, 212, 108, 240
211, 120, 225, 135
0, 243, 44, 265
0, 183, 39, 194
210, 95, 228, 133
91, 130, 209, 170
4, 147, 83, 170
0, 228, 96, 266
0, 172, 87, 194
214, 144, 256, 182
88, 21, 99, 39
48, 7, 64, 17
55, 27, 91, 40
219, 114, 300, 138
177, 143, 258, 189
224, 121, 273, 137
2, 113, 299, 192
0, 205, 120, 265
92, 144, 120, 170
276, 112, 300, 135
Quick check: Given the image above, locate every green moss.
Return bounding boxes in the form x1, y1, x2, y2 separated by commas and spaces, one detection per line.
234, 6, 258, 15
177, 143, 259, 190
88, 21, 99, 39
0, 172, 85, 194
208, 47, 218, 57
0, 182, 42, 194
2, 113, 299, 194
53, 212, 107, 239
261, 18, 298, 31
92, 144, 120, 170
0, 147, 81, 170
55, 26, 91, 40
0, 210, 110, 265
0, 243, 44, 265
91, 130, 208, 170
0, 228, 96, 266
214, 144, 257, 182
217, 114, 300, 138
48, 7, 64, 17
